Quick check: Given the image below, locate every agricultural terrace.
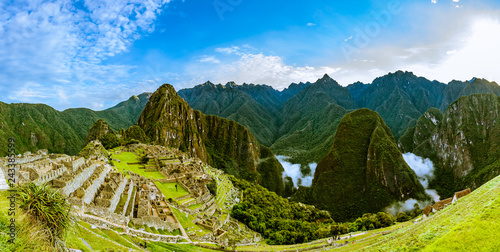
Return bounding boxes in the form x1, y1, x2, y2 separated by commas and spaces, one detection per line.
203, 165, 234, 209
110, 147, 165, 179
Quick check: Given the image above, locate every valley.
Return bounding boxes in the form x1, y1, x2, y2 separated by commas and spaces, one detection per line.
1, 74, 500, 251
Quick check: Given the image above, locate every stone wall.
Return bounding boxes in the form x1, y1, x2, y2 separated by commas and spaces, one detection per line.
84, 205, 129, 226
109, 177, 128, 213
131, 216, 180, 232
14, 154, 43, 165
122, 181, 134, 216
35, 166, 67, 185
60, 163, 97, 196
128, 183, 138, 218
63, 157, 85, 172
83, 165, 111, 204
128, 228, 182, 243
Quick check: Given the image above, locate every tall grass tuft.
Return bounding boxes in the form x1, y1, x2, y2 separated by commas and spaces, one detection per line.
18, 183, 72, 244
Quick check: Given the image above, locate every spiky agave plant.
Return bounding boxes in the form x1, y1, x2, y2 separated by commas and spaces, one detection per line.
18, 183, 72, 244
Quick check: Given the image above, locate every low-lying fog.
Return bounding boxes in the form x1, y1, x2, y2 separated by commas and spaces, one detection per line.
276, 156, 317, 187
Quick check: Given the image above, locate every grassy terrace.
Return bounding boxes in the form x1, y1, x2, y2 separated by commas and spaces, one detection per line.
154, 181, 190, 200
171, 206, 212, 236
203, 165, 233, 209
111, 149, 165, 179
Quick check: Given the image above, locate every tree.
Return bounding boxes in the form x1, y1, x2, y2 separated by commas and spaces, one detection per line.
396, 212, 411, 222
101, 132, 120, 149
140, 155, 149, 164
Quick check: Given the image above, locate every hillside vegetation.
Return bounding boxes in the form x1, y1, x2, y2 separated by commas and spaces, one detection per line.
338, 174, 500, 251
295, 109, 427, 221
0, 93, 150, 156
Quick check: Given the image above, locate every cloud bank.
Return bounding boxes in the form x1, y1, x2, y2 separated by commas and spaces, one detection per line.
276, 156, 317, 187
387, 153, 441, 215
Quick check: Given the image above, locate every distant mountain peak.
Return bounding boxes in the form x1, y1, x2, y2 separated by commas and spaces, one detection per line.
319, 73, 332, 82
225, 81, 237, 88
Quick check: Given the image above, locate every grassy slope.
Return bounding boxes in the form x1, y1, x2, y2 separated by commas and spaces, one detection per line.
112, 150, 165, 179
336, 174, 500, 251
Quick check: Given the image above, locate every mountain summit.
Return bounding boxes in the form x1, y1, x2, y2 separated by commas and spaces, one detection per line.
303, 109, 427, 221
137, 84, 286, 195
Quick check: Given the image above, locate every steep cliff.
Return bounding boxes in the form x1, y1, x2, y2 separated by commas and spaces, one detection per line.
400, 93, 500, 197
303, 109, 427, 221
137, 84, 285, 195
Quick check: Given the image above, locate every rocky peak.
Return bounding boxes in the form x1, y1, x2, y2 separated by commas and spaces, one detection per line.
137, 83, 286, 195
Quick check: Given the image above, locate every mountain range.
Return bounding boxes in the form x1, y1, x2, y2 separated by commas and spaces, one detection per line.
179, 71, 500, 166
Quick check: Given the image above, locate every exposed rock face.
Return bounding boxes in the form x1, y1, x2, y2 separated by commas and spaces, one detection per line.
400, 93, 500, 197
137, 84, 285, 195
304, 109, 427, 221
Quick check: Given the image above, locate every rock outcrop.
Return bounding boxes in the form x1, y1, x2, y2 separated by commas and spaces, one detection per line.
137, 84, 285, 195
399, 93, 500, 197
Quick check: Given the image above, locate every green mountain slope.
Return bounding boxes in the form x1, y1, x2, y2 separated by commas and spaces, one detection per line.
348, 71, 447, 139
271, 74, 355, 164
298, 109, 427, 221
347, 174, 500, 251
137, 84, 285, 195
399, 93, 500, 198
0, 93, 150, 156
178, 82, 279, 146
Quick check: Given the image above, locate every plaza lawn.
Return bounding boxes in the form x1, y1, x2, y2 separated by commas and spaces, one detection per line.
112, 151, 165, 179
171, 207, 212, 236
154, 181, 189, 199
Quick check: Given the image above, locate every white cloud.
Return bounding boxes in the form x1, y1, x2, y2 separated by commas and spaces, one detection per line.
406, 17, 500, 83
198, 56, 221, 64
306, 22, 316, 26
0, 0, 171, 110
184, 46, 340, 89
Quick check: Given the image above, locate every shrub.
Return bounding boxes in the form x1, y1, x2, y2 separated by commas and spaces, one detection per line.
18, 183, 72, 243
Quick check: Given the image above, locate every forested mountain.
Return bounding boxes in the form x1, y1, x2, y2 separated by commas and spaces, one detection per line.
0, 93, 150, 156
179, 71, 500, 166
292, 109, 427, 221
399, 93, 500, 198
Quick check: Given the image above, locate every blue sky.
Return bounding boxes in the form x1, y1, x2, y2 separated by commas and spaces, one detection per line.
1, 0, 500, 110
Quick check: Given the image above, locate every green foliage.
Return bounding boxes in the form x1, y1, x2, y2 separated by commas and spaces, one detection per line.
0, 93, 148, 157
101, 132, 120, 149
206, 180, 217, 196
139, 154, 149, 164
18, 183, 72, 242
307, 109, 427, 221
123, 125, 150, 144
396, 212, 411, 222
229, 176, 332, 245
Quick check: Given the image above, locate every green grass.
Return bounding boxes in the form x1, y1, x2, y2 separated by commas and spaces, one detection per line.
187, 203, 203, 210
178, 197, 195, 205
101, 229, 142, 250
154, 182, 189, 199
114, 192, 129, 214
171, 207, 212, 236
112, 151, 165, 179
67, 224, 134, 251
148, 242, 217, 252
329, 174, 500, 251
